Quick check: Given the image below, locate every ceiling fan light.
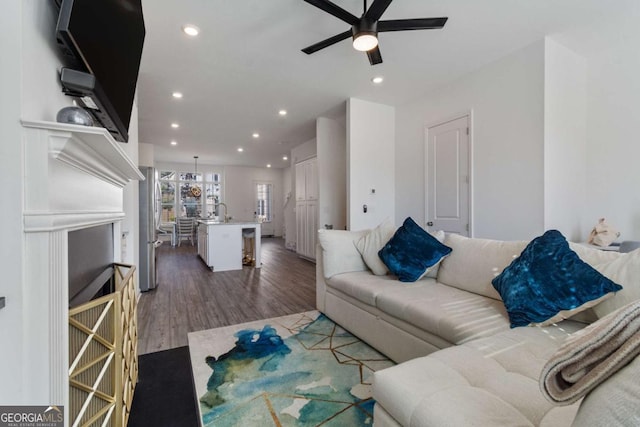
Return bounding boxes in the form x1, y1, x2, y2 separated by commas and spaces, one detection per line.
352, 19, 379, 52
352, 33, 378, 51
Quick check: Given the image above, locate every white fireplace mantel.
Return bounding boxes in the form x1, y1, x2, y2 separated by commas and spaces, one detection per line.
20, 120, 142, 423
21, 120, 144, 233
22, 120, 143, 186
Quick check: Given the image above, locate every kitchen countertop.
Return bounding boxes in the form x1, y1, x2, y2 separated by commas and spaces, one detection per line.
197, 219, 261, 226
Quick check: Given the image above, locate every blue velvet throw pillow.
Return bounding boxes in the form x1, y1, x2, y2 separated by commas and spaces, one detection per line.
378, 217, 452, 282
491, 230, 622, 328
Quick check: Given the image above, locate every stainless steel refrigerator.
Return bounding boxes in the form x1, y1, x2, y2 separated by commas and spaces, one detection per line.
139, 167, 162, 291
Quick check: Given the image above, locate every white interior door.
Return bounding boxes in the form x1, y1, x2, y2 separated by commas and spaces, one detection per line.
426, 115, 471, 236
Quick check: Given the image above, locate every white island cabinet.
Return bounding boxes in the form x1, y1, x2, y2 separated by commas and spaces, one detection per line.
197, 220, 261, 271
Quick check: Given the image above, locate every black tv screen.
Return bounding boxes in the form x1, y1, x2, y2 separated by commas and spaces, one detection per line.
56, 0, 145, 142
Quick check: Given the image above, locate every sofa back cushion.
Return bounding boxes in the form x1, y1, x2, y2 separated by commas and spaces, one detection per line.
437, 233, 528, 300
569, 242, 621, 266
587, 249, 640, 319
318, 229, 369, 279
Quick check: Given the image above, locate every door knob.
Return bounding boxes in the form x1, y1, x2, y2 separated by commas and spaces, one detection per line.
427, 221, 434, 227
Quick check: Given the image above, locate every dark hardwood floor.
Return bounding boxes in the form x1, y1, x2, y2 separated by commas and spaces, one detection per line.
137, 237, 316, 355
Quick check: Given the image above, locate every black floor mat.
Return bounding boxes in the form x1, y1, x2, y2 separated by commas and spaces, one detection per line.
128, 346, 199, 427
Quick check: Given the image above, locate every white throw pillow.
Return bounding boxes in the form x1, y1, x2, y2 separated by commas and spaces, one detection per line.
318, 229, 369, 279
353, 219, 396, 275
588, 249, 640, 319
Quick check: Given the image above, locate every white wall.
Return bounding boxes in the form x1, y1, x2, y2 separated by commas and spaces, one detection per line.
583, 21, 640, 240
21, 0, 72, 121
138, 142, 155, 167
317, 117, 347, 231
0, 0, 26, 404
543, 38, 588, 242
347, 98, 395, 230
291, 137, 317, 164
548, 5, 640, 239
224, 166, 284, 236
395, 41, 546, 240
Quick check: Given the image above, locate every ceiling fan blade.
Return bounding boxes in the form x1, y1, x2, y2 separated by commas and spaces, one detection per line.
364, 0, 393, 22
367, 46, 383, 65
378, 17, 448, 32
302, 30, 352, 54
303, 0, 359, 25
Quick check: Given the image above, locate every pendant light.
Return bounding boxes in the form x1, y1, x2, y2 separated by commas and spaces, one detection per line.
190, 156, 202, 197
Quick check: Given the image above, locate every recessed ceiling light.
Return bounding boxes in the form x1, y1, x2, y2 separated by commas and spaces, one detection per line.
278, 109, 287, 116
171, 123, 180, 128
237, 147, 244, 152
172, 92, 183, 99
170, 141, 177, 146
267, 164, 272, 168
282, 156, 288, 161
182, 25, 200, 37
372, 76, 384, 84
252, 133, 260, 138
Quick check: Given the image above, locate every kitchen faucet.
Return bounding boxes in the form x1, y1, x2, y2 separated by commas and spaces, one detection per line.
216, 202, 229, 222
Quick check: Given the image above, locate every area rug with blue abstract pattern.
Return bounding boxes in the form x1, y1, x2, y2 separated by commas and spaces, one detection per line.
188, 311, 394, 426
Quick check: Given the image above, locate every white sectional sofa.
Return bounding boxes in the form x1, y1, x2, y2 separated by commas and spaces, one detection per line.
316, 228, 638, 427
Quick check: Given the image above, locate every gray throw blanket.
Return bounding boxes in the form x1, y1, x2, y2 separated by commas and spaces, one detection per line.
540, 300, 640, 405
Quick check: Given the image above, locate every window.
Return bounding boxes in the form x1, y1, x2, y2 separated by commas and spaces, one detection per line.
205, 173, 222, 217
159, 171, 176, 222
256, 183, 272, 223
159, 169, 223, 220
179, 172, 202, 218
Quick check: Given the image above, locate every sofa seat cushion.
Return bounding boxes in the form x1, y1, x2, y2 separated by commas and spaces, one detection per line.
326, 271, 435, 307
376, 282, 511, 344
374, 322, 585, 427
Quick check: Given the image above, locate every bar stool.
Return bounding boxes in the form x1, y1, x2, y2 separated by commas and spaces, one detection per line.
176, 217, 195, 246
242, 228, 256, 266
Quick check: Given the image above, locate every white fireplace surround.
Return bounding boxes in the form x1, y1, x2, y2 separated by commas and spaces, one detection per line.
21, 120, 143, 421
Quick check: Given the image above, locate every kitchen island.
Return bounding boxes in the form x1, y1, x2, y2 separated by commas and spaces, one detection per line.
197, 220, 261, 272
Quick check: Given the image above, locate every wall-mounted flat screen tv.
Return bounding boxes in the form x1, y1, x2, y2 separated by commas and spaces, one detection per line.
55, 0, 145, 142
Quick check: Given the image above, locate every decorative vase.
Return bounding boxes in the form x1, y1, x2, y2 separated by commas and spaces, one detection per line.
56, 106, 94, 126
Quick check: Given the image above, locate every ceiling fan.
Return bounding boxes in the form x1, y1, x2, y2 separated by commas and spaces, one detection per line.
301, 0, 448, 65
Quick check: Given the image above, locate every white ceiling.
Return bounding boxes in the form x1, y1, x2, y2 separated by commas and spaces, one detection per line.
137, 0, 630, 168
